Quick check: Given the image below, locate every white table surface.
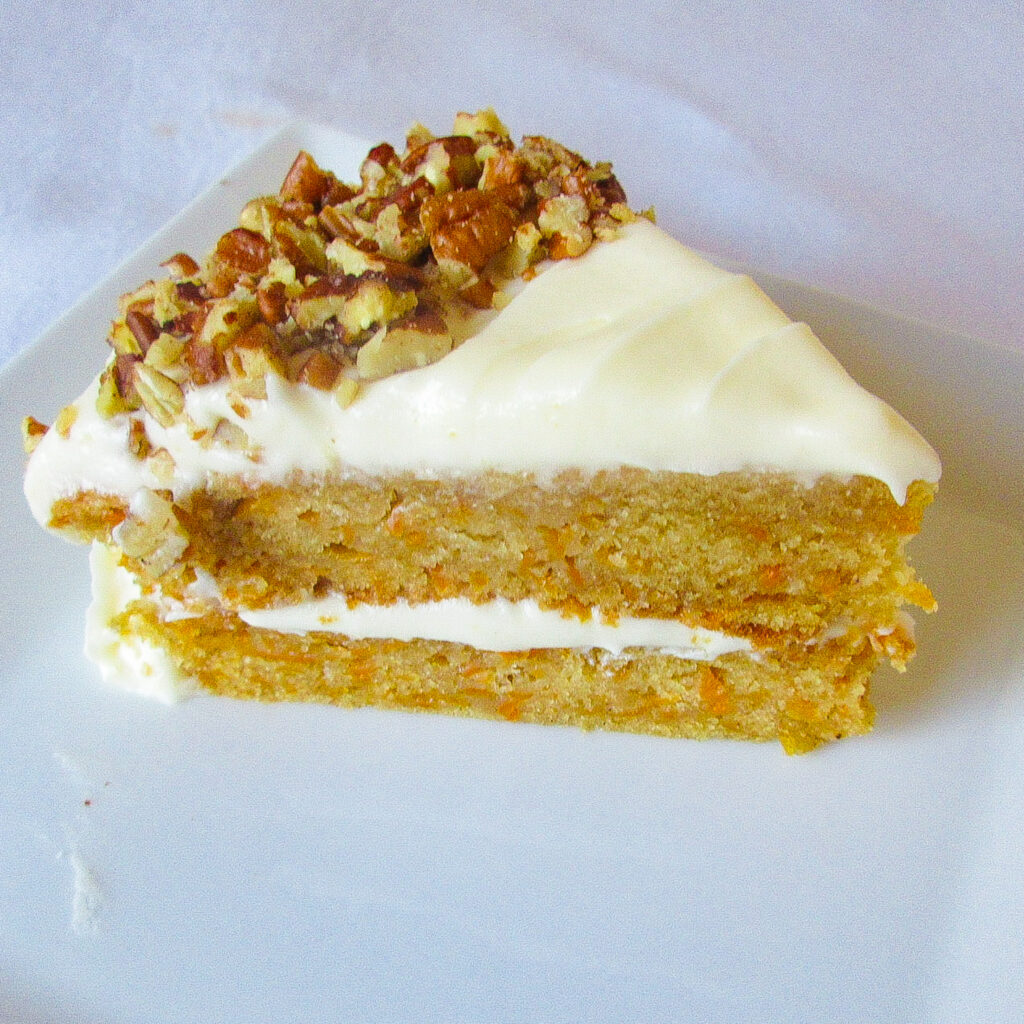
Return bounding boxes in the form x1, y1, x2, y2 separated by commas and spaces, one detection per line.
1, 0, 1022, 373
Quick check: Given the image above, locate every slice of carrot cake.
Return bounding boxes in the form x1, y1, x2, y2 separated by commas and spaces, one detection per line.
22, 109, 940, 752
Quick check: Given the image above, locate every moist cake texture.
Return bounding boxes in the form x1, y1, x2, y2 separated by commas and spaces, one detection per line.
23, 110, 941, 752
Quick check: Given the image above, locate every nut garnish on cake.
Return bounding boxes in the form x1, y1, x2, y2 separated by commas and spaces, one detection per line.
31, 109, 641, 450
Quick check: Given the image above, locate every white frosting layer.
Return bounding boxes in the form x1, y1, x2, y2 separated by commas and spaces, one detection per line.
239, 594, 753, 659
84, 543, 196, 703
25, 219, 940, 525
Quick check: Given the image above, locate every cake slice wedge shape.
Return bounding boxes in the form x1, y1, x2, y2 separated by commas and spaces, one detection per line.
23, 112, 940, 752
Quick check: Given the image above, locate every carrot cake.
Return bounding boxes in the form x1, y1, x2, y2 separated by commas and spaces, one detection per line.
22, 109, 941, 752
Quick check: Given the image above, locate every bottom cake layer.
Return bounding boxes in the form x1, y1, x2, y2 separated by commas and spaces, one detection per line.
88, 547, 884, 754
112, 604, 882, 753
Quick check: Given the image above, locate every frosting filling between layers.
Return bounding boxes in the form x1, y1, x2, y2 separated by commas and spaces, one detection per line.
24, 219, 941, 527
236, 592, 754, 659
85, 544, 755, 700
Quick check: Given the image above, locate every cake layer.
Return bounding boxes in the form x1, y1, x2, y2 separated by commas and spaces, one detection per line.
85, 541, 887, 752
58, 469, 934, 650
104, 591, 881, 754
23, 220, 940, 532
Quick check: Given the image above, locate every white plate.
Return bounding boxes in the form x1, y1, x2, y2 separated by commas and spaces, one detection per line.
2, 125, 1022, 1024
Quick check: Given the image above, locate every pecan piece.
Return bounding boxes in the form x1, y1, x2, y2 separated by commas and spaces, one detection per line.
21, 415, 49, 454
143, 331, 188, 376
452, 108, 509, 138
256, 279, 289, 325
161, 252, 200, 278
114, 353, 141, 401
520, 135, 585, 177
208, 418, 251, 452
175, 281, 205, 304
420, 190, 517, 272
239, 196, 283, 242
126, 419, 150, 459
95, 358, 139, 417
151, 278, 191, 327
133, 363, 185, 427
215, 227, 271, 276
184, 336, 226, 386
280, 150, 332, 206
291, 273, 418, 336
112, 488, 188, 577
293, 348, 342, 390
126, 310, 160, 352
491, 221, 544, 280
355, 307, 453, 380
108, 318, 144, 357
223, 323, 286, 399
325, 235, 426, 280
537, 195, 594, 259
360, 142, 399, 194
373, 203, 429, 263
279, 150, 353, 209
478, 148, 527, 190
54, 404, 79, 439
273, 219, 327, 277
194, 295, 260, 350
459, 277, 496, 309
318, 202, 362, 241
402, 136, 480, 190
405, 121, 434, 151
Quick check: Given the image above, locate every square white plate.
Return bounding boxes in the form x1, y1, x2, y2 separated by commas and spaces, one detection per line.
2, 125, 1022, 1024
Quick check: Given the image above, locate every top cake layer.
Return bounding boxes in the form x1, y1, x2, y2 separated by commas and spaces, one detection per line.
26, 219, 939, 520
23, 112, 940, 527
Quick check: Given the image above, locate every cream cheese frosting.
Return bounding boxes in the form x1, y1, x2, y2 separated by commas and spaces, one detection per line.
25, 218, 940, 527
85, 543, 197, 702
238, 593, 754, 659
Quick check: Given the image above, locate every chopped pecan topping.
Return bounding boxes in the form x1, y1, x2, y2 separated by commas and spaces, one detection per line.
294, 348, 343, 390
126, 310, 160, 351
54, 404, 79, 439
356, 306, 453, 380
22, 415, 49, 454
214, 228, 271, 277
112, 488, 188, 577
280, 150, 335, 206
161, 252, 200, 278
420, 189, 517, 272
85, 109, 638, 427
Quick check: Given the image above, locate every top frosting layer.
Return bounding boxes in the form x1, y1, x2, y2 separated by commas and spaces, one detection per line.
25, 219, 940, 520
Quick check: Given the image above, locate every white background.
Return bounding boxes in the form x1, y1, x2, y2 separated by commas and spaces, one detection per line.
1, 0, 1022, 371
